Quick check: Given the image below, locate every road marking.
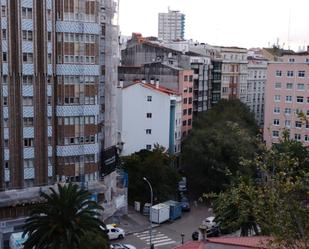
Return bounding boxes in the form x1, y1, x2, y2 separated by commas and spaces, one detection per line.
153, 240, 177, 247
138, 233, 165, 239
146, 238, 174, 245
134, 230, 157, 236
143, 236, 169, 242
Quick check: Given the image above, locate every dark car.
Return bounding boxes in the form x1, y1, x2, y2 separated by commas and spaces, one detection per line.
191, 226, 220, 241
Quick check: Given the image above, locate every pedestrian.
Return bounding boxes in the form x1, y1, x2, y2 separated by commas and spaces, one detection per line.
194, 200, 198, 207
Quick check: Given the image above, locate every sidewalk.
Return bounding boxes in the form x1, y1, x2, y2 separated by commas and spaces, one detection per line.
104, 206, 159, 235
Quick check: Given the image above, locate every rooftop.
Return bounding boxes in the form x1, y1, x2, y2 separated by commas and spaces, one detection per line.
123, 81, 180, 95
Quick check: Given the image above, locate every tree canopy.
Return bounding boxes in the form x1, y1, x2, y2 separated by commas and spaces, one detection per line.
23, 183, 107, 249
182, 99, 261, 196
121, 146, 181, 204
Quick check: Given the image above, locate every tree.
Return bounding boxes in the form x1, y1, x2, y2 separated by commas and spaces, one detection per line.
79, 231, 110, 249
182, 99, 261, 196
121, 146, 181, 204
212, 139, 309, 248
23, 183, 107, 249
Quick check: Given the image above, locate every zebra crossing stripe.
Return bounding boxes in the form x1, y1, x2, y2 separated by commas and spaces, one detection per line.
154, 240, 177, 247
146, 238, 173, 245
143, 236, 169, 242
134, 230, 157, 236
138, 233, 165, 240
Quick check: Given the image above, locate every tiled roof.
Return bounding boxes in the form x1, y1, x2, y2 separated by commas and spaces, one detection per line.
208, 236, 271, 248
123, 81, 180, 95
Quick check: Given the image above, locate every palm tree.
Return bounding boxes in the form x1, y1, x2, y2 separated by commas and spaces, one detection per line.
23, 183, 106, 249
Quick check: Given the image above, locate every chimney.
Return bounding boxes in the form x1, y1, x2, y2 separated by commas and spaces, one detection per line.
155, 79, 159, 89
118, 79, 124, 88
150, 79, 155, 85
142, 78, 146, 84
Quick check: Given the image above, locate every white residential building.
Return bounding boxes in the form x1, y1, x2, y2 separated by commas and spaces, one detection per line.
158, 8, 185, 41
118, 81, 182, 156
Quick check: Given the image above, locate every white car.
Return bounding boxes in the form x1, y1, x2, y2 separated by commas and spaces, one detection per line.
106, 225, 125, 240
111, 244, 137, 249
202, 216, 217, 228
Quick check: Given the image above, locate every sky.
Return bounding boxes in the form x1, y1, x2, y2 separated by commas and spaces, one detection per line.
119, 0, 309, 50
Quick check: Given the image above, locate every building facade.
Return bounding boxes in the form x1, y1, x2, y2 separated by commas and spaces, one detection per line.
0, 0, 123, 245
117, 82, 182, 156
158, 8, 185, 42
247, 56, 267, 127
264, 52, 309, 146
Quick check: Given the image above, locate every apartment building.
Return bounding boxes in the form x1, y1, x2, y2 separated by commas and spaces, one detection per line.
218, 47, 248, 102
0, 0, 123, 245
264, 52, 309, 146
158, 8, 185, 42
119, 62, 193, 136
247, 56, 267, 127
117, 81, 182, 155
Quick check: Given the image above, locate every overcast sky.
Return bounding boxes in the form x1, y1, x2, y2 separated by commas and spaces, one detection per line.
119, 0, 309, 50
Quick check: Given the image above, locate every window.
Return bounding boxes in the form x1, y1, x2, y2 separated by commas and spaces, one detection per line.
297, 96, 304, 103
294, 134, 301, 141
184, 75, 188, 81
285, 120, 291, 127
286, 83, 293, 89
22, 7, 32, 19
276, 70, 282, 77
305, 135, 309, 142
273, 119, 280, 126
272, 131, 279, 137
23, 117, 34, 126
287, 71, 294, 77
2, 29, 7, 40
2, 52, 7, 62
3, 118, 8, 127
285, 96, 292, 102
22, 75, 33, 85
3, 97, 8, 106
1, 5, 6, 17
275, 83, 281, 89
188, 108, 192, 115
306, 122, 309, 129
22, 53, 33, 63
295, 121, 302, 128
285, 108, 291, 115
274, 95, 281, 102
289, 58, 295, 63
24, 159, 34, 168
23, 97, 33, 106
183, 98, 187, 104
146, 113, 152, 118
147, 96, 152, 102
146, 144, 152, 150
183, 120, 187, 126
307, 97, 309, 103
183, 109, 187, 115
146, 129, 151, 135
274, 107, 280, 114
297, 84, 305, 90
298, 71, 305, 78
24, 138, 34, 147
189, 75, 193, 82
188, 97, 192, 104
188, 119, 192, 125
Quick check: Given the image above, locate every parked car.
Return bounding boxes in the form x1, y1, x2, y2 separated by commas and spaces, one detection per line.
191, 226, 220, 241
202, 216, 216, 228
180, 196, 190, 211
105, 225, 125, 240
111, 244, 136, 249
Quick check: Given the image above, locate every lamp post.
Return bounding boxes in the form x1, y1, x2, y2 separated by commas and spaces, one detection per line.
143, 177, 153, 249
181, 233, 185, 244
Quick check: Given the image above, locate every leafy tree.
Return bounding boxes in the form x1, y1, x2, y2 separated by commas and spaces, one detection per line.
182, 99, 261, 196
121, 145, 181, 204
23, 183, 106, 249
212, 139, 309, 248
79, 231, 110, 249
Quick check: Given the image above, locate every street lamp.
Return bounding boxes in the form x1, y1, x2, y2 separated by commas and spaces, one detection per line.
181, 233, 185, 244
143, 177, 153, 249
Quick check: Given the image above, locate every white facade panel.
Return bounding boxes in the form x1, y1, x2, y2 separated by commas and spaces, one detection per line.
23, 127, 34, 138
47, 106, 52, 116
23, 85, 34, 96
23, 64, 34, 75
119, 84, 171, 156
47, 21, 52, 32
2, 41, 7, 52
24, 168, 35, 180
1, 18, 7, 29
47, 64, 53, 75
56, 64, 100, 76
56, 143, 99, 157
23, 106, 34, 117
48, 165, 53, 177
22, 20, 33, 30
2, 63, 8, 75
3, 128, 9, 140
4, 169, 9, 182
48, 126, 53, 137
3, 107, 8, 118
56, 21, 100, 34
22, 41, 33, 52
1, 0, 7, 5
47, 42, 53, 53
46, 0, 53, 9
3, 85, 8, 97
21, 0, 33, 8
47, 85, 52, 96
24, 148, 34, 159
56, 105, 99, 116
4, 149, 9, 161
48, 146, 53, 157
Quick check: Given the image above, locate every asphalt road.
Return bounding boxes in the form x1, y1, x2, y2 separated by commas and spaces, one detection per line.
111, 203, 213, 249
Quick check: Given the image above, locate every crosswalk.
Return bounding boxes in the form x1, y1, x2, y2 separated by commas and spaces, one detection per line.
133, 229, 177, 247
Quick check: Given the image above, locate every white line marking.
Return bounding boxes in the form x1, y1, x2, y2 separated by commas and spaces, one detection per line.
146, 238, 174, 245
154, 241, 177, 247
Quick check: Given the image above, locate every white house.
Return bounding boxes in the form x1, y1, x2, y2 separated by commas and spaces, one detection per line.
117, 81, 182, 156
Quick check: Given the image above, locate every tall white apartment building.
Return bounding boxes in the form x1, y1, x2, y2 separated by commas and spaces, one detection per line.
158, 8, 185, 42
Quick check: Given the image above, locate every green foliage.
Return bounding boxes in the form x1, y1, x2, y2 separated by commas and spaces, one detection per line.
121, 146, 181, 204
23, 183, 106, 249
79, 231, 110, 249
182, 99, 261, 196
213, 139, 309, 248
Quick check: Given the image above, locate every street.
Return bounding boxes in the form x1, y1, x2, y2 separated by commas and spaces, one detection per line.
111, 203, 213, 249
